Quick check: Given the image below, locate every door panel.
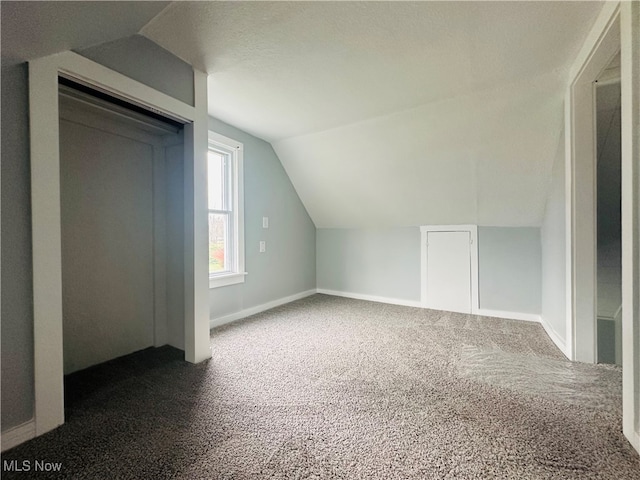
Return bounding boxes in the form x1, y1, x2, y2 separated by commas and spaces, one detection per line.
426, 231, 471, 313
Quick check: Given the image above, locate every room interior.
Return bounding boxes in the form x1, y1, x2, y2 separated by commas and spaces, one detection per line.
595, 57, 623, 366
1, 1, 639, 477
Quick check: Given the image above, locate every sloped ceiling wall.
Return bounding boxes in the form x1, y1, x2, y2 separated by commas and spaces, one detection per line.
0, 1, 170, 67
1, 1, 603, 228
141, 1, 603, 229
273, 70, 566, 227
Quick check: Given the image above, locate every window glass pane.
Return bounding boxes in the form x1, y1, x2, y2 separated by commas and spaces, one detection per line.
208, 151, 226, 211
209, 212, 230, 274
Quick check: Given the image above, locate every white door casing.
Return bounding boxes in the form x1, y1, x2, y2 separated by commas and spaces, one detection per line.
566, 2, 620, 364
29, 51, 210, 437
620, 0, 640, 454
566, 1, 639, 453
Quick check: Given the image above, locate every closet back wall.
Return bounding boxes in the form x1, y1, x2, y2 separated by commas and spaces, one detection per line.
60, 100, 154, 373
58, 92, 186, 374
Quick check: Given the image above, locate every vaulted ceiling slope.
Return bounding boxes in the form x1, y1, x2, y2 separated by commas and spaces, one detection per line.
0, 1, 170, 67
2, 2, 604, 228
142, 1, 603, 228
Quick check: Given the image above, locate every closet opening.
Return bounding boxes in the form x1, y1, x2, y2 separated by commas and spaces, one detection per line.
58, 78, 188, 411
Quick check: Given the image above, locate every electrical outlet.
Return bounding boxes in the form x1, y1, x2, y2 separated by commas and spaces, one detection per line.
259, 241, 266, 253
263, 216, 269, 228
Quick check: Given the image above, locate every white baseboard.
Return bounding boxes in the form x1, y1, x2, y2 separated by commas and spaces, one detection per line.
470, 307, 569, 357
622, 425, 640, 457
475, 308, 541, 323
316, 289, 422, 308
539, 316, 569, 358
1, 420, 35, 452
209, 288, 569, 360
209, 289, 317, 329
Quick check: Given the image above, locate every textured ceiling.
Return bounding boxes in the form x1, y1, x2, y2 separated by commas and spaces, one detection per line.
2, 1, 604, 228
0, 1, 170, 67
141, 1, 603, 228
143, 1, 602, 142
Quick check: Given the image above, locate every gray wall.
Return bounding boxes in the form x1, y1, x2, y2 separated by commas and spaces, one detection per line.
477, 227, 542, 314
541, 130, 567, 344
317, 226, 541, 313
316, 228, 421, 301
79, 35, 194, 107
1, 62, 34, 430
1, 37, 194, 432
208, 117, 316, 322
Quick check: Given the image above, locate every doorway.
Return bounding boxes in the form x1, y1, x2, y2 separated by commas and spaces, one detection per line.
595, 67, 622, 365
567, 1, 640, 453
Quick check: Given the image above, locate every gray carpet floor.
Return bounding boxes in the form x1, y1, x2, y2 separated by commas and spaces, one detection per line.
3, 294, 639, 479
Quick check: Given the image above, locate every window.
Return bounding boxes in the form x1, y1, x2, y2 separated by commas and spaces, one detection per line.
208, 131, 245, 288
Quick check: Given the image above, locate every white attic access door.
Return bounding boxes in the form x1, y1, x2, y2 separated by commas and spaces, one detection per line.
29, 51, 210, 437
420, 225, 479, 315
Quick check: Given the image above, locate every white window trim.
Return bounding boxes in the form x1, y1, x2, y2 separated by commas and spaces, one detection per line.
208, 131, 245, 289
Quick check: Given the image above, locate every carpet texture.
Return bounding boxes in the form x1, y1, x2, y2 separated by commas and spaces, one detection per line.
3, 294, 639, 479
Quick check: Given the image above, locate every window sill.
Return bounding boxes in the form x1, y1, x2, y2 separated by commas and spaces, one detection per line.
209, 272, 247, 289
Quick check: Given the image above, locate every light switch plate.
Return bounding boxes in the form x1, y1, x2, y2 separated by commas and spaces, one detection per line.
259, 241, 266, 253
263, 217, 269, 228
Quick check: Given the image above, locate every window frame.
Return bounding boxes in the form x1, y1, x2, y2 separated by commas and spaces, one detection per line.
208, 131, 245, 288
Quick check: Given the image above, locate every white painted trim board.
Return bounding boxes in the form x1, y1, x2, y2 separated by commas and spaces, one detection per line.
563, 1, 623, 363
1, 421, 36, 452
619, 0, 640, 454
317, 291, 538, 323
210, 286, 566, 366
210, 289, 317, 329
566, 2, 620, 364
319, 289, 566, 358
56, 51, 195, 122
539, 317, 569, 359
475, 308, 540, 323
317, 289, 422, 309
563, 0, 639, 452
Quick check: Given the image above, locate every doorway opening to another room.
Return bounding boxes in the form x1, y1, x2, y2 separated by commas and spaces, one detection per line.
568, 2, 639, 453
595, 64, 622, 365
